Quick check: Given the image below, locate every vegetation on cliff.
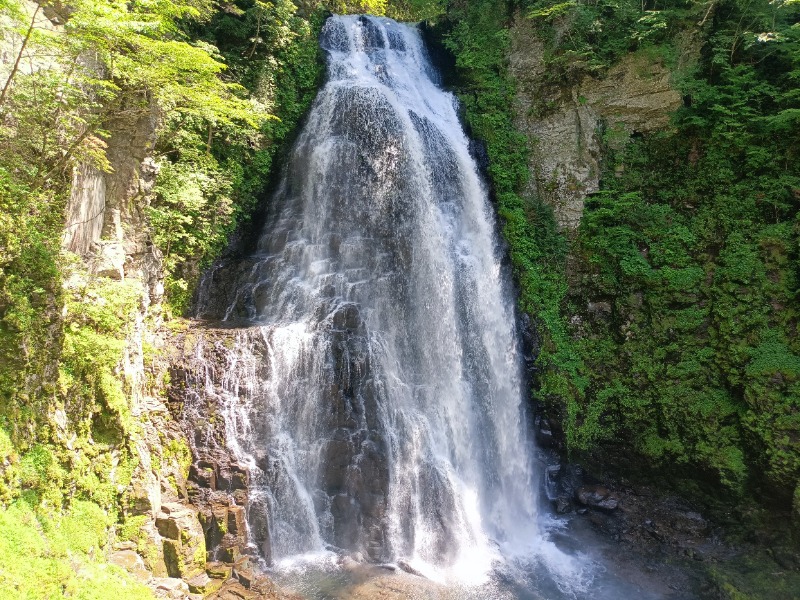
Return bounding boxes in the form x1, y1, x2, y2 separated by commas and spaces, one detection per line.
527, 0, 800, 507
0, 0, 443, 595
1, 0, 798, 594
435, 0, 800, 526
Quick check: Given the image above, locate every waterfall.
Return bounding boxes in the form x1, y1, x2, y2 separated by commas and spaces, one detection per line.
192, 14, 581, 589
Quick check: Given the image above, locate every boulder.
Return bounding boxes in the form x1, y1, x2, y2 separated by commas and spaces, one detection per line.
187, 571, 224, 595
150, 577, 191, 599
156, 502, 206, 579
576, 485, 620, 511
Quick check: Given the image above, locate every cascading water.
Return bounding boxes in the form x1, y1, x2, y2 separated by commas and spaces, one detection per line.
190, 14, 595, 597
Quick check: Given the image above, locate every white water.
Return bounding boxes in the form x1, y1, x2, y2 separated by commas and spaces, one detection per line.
195, 14, 592, 596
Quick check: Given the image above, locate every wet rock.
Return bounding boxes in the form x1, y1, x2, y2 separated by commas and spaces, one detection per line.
576, 485, 620, 511
545, 463, 585, 512
247, 496, 272, 566
555, 497, 572, 514
536, 417, 555, 448
228, 505, 247, 536
397, 559, 425, 577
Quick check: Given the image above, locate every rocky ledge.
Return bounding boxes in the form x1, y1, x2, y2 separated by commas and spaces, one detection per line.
544, 456, 800, 598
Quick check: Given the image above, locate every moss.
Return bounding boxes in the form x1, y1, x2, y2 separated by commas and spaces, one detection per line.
118, 514, 149, 543
0, 500, 154, 599
192, 538, 207, 568
705, 551, 800, 600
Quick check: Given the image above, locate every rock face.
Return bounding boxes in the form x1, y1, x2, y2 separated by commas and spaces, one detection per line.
156, 502, 207, 579
170, 321, 394, 566
508, 14, 684, 231
576, 485, 621, 511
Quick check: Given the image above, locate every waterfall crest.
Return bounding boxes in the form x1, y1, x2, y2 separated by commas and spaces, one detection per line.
195, 14, 544, 582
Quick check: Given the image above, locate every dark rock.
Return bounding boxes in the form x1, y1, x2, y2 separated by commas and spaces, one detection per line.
231, 469, 248, 491
576, 485, 620, 511
233, 567, 255, 589
191, 464, 216, 490
535, 417, 555, 448
218, 533, 241, 564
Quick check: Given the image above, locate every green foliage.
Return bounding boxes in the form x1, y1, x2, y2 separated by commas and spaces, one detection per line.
565, 0, 800, 498
0, 500, 154, 599
151, 0, 326, 313
522, 0, 690, 78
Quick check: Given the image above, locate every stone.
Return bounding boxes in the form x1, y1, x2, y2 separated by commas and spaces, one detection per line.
509, 14, 683, 232
208, 581, 257, 600
93, 240, 126, 279
233, 567, 255, 589
150, 577, 190, 599
206, 561, 232, 580
113, 540, 137, 551
191, 464, 216, 490
187, 571, 223, 595
232, 489, 248, 505
109, 549, 152, 584
233, 555, 251, 572
228, 505, 247, 536
139, 520, 169, 578
555, 497, 572, 514
576, 485, 620, 511
536, 417, 555, 448
156, 502, 206, 579
129, 473, 162, 516
218, 533, 241, 563
156, 515, 181, 540
397, 559, 425, 577
230, 465, 249, 491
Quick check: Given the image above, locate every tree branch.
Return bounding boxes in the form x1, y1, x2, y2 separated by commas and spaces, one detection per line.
0, 3, 42, 108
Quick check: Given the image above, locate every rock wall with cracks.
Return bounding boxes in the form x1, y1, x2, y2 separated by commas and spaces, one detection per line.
508, 13, 688, 233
